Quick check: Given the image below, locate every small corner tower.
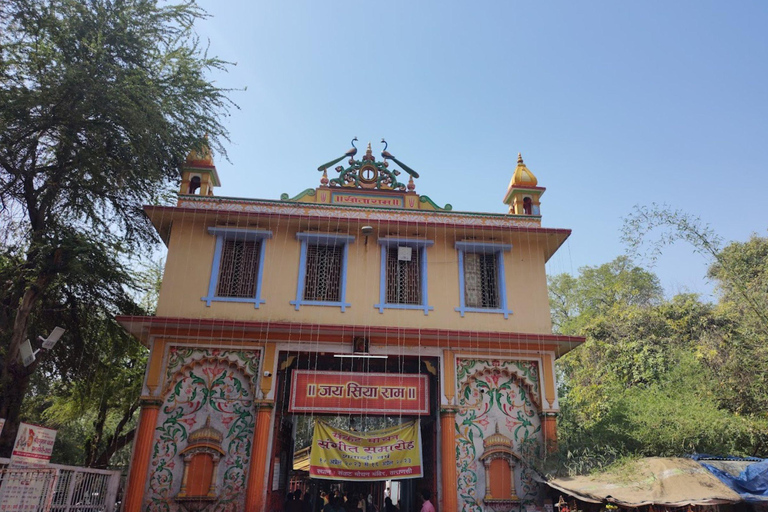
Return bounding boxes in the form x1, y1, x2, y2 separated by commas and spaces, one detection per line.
181, 141, 221, 197
503, 153, 545, 216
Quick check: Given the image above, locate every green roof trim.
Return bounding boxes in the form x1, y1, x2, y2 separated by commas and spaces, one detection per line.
419, 195, 452, 211
280, 189, 316, 201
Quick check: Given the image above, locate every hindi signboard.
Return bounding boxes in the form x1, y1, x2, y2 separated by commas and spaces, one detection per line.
11, 423, 57, 466
0, 467, 58, 512
288, 371, 429, 415
331, 192, 404, 208
309, 420, 423, 481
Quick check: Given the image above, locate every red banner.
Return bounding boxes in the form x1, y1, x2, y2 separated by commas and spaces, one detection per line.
288, 371, 429, 415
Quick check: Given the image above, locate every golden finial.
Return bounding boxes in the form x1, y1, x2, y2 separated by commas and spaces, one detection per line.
517, 153, 524, 165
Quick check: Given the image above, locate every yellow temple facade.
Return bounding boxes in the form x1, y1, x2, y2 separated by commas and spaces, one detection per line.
119, 140, 583, 512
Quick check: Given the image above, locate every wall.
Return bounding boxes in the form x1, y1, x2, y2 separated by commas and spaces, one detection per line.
142, 346, 260, 512
454, 358, 543, 512
156, 215, 555, 335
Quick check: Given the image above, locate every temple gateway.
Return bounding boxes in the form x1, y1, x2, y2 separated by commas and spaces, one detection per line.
119, 140, 584, 512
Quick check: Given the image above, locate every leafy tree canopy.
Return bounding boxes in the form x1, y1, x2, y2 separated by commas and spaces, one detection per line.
0, 0, 233, 457
549, 251, 768, 476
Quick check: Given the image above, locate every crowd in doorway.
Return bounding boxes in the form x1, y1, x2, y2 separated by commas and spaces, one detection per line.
316, 489, 375, 512
289, 488, 433, 512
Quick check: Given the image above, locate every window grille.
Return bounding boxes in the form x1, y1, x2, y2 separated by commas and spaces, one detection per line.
464, 252, 499, 308
216, 239, 261, 298
386, 247, 421, 304
304, 244, 342, 302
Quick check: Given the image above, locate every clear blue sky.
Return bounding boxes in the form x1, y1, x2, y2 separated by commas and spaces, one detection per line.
193, 0, 768, 300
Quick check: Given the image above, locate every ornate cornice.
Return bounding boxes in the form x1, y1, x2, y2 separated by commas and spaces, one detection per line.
171, 196, 547, 229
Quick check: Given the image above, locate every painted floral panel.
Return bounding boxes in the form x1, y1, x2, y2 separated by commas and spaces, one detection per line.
143, 347, 260, 512
455, 359, 543, 512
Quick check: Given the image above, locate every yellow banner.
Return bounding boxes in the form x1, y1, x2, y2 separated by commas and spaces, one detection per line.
309, 420, 423, 481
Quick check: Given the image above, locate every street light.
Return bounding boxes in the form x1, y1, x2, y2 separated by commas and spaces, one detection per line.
19, 327, 66, 367
38, 326, 65, 349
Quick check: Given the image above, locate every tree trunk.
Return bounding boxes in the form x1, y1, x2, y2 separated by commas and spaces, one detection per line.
0, 369, 33, 457
0, 277, 50, 457
92, 428, 136, 469
85, 398, 109, 467
89, 400, 139, 468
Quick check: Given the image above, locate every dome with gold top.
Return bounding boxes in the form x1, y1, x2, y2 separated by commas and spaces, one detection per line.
503, 153, 545, 215
509, 153, 538, 187
180, 138, 221, 196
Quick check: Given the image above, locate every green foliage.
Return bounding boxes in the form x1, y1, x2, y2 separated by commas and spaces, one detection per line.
550, 251, 768, 475
623, 206, 768, 416
549, 256, 663, 335
0, 0, 230, 461
699, 236, 768, 416
617, 354, 767, 456
623, 205, 768, 333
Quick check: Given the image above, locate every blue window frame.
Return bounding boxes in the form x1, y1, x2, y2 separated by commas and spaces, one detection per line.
455, 241, 513, 318
291, 233, 355, 312
374, 238, 434, 315
202, 227, 272, 308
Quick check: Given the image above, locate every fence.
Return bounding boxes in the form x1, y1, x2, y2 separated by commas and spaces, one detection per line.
0, 458, 121, 512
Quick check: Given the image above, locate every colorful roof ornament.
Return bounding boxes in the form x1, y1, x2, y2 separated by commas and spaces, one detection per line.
317, 137, 419, 191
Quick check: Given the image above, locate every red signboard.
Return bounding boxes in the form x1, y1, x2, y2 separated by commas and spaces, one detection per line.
288, 371, 429, 415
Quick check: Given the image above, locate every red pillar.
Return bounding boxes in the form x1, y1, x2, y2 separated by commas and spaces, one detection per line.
440, 406, 459, 512
542, 412, 558, 453
123, 397, 162, 512
245, 400, 274, 512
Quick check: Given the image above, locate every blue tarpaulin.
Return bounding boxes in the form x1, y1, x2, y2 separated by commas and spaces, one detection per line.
691, 455, 768, 503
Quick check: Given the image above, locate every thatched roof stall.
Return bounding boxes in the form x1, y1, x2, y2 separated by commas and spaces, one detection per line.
546, 458, 742, 509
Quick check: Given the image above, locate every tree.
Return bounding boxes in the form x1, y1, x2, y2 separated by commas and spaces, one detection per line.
623, 205, 768, 415
622, 204, 768, 333
549, 256, 768, 473
17, 258, 163, 468
548, 256, 663, 335
701, 236, 768, 417
0, 0, 232, 455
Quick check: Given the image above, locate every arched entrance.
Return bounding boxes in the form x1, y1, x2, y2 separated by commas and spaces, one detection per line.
269, 351, 439, 512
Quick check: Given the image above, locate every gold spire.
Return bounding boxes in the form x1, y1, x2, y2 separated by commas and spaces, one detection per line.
510, 152, 537, 187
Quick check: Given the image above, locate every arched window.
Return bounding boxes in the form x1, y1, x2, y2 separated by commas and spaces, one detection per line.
188, 176, 201, 194
523, 197, 532, 215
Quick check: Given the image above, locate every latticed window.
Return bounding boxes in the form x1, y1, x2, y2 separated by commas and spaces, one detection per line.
386, 247, 421, 304
304, 244, 342, 302
216, 239, 261, 298
463, 252, 499, 308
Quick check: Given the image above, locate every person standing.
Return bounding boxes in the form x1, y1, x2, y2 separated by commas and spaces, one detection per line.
286, 491, 304, 512
419, 491, 435, 512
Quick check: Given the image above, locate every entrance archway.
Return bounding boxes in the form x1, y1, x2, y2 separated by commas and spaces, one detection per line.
270, 351, 439, 512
